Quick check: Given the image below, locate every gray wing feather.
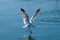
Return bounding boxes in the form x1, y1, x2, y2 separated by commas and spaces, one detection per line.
30, 8, 41, 23
21, 8, 29, 25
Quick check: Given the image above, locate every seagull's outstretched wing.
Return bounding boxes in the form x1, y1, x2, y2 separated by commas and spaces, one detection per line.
30, 8, 41, 23
20, 8, 29, 26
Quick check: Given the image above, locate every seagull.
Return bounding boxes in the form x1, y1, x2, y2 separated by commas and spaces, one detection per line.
20, 8, 41, 29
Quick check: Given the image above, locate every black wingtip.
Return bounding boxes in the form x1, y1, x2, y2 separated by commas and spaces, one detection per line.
20, 8, 25, 12
37, 8, 41, 12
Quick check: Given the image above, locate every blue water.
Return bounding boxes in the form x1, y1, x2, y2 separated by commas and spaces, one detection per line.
0, 0, 60, 40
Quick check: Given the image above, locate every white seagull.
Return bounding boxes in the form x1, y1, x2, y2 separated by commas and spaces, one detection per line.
20, 8, 41, 29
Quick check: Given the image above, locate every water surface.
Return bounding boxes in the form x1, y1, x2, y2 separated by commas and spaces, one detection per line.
0, 0, 60, 40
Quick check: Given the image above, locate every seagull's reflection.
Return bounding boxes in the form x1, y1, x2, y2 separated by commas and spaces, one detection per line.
23, 35, 35, 40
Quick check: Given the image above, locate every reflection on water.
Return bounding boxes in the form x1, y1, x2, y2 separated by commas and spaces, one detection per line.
0, 0, 60, 40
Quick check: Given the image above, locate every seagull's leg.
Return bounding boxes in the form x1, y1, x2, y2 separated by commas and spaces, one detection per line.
27, 26, 32, 36
31, 24, 36, 29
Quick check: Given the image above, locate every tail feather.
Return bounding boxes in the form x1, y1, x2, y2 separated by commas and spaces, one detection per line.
22, 23, 35, 29
22, 24, 29, 28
